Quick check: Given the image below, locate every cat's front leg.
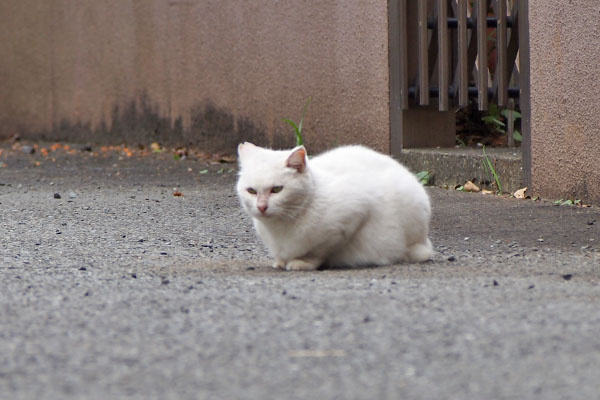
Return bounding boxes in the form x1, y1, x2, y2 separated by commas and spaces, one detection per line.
285, 257, 321, 271
272, 259, 286, 270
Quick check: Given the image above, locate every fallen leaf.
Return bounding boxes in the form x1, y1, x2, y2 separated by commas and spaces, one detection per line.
216, 154, 236, 163
173, 191, 184, 197
481, 189, 494, 195
150, 142, 163, 153
514, 187, 528, 199
463, 181, 480, 192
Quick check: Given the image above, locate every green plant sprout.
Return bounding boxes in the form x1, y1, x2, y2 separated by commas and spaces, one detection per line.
482, 145, 502, 193
554, 199, 581, 206
482, 104, 522, 143
416, 170, 432, 186
283, 97, 312, 147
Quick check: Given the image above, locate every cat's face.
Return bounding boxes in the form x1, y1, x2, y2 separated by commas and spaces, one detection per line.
236, 143, 311, 220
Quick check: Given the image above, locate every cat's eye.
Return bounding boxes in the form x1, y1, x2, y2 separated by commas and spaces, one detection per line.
271, 186, 284, 194
247, 188, 257, 195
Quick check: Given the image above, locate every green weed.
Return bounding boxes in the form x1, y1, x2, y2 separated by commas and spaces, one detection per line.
283, 97, 312, 147
416, 170, 432, 185
482, 145, 502, 193
554, 199, 581, 206
482, 104, 522, 143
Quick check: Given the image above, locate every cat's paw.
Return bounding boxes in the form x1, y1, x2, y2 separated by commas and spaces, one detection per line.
285, 259, 320, 271
272, 259, 286, 269
407, 239, 434, 262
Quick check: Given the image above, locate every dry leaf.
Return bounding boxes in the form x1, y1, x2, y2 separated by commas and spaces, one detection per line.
481, 189, 494, 195
150, 142, 162, 152
514, 187, 528, 199
173, 191, 184, 197
463, 181, 480, 192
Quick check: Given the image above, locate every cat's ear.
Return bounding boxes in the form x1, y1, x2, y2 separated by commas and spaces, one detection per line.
286, 146, 307, 173
238, 142, 257, 160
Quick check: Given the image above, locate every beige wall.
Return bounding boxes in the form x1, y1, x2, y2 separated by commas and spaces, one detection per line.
0, 0, 390, 153
528, 0, 600, 203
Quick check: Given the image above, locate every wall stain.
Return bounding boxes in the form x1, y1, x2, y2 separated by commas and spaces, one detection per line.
34, 93, 279, 153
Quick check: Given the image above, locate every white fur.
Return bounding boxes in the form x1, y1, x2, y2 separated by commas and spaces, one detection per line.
236, 143, 433, 270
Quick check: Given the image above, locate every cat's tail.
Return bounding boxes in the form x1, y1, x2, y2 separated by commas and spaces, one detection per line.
407, 238, 433, 263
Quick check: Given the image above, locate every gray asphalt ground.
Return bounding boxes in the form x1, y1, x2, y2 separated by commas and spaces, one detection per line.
1, 144, 599, 400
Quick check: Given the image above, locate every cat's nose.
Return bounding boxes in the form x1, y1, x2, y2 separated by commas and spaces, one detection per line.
258, 204, 268, 213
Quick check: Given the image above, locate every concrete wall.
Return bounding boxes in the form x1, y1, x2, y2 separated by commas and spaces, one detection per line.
528, 0, 600, 203
0, 0, 390, 153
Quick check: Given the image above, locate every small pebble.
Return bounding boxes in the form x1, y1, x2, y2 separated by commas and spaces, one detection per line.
21, 145, 34, 154
562, 274, 573, 281
447, 256, 456, 262
53, 193, 61, 199
68, 192, 78, 199
79, 267, 87, 271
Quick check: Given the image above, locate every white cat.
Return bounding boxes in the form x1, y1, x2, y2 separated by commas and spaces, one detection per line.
236, 142, 433, 271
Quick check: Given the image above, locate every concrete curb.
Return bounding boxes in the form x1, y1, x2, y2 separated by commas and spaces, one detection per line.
396, 147, 523, 194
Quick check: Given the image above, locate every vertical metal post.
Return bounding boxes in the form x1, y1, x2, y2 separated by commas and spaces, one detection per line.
418, 0, 429, 105
507, 98, 515, 147
438, 0, 449, 111
518, 0, 531, 188
457, 0, 468, 107
476, 0, 489, 110
496, 0, 507, 107
399, 0, 409, 110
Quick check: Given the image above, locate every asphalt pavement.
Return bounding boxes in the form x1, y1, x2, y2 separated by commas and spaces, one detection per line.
1, 144, 599, 400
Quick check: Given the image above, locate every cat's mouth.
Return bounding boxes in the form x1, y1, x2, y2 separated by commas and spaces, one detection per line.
256, 210, 271, 218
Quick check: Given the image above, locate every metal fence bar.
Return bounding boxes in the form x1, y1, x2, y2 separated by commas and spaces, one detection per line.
418, 0, 429, 105
457, 0, 468, 107
438, 0, 449, 111
399, 0, 409, 110
506, 1, 520, 82
496, 0, 508, 107
403, 0, 521, 111
427, 16, 515, 29
475, 0, 488, 110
